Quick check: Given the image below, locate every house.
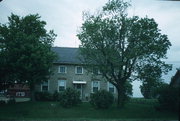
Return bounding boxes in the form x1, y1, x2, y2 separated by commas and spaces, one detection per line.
36, 47, 117, 101
170, 69, 180, 88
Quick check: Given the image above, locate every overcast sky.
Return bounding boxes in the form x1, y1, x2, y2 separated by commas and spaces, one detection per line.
1, 0, 180, 97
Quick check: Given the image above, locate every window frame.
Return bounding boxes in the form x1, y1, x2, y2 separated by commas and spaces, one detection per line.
107, 82, 115, 93
75, 66, 83, 74
58, 66, 67, 73
41, 80, 49, 92
91, 81, 100, 93
58, 80, 66, 92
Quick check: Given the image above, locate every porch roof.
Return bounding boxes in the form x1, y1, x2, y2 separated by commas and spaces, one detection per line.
73, 81, 87, 84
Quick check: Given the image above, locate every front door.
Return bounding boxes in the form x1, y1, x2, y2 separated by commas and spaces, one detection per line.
74, 84, 83, 99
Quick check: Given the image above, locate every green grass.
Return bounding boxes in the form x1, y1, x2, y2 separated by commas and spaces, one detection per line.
0, 100, 178, 120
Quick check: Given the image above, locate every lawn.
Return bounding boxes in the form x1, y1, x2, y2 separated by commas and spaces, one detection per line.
0, 99, 178, 120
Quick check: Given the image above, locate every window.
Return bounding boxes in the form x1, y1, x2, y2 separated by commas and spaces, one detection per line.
92, 81, 100, 93
59, 66, 67, 73
75, 66, 83, 74
58, 80, 66, 92
108, 82, 115, 93
41, 81, 49, 91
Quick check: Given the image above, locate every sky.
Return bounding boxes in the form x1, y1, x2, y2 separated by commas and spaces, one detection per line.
0, 0, 180, 97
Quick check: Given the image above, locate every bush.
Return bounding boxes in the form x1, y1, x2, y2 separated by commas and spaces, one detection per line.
53, 91, 61, 101
59, 88, 81, 108
90, 90, 114, 109
155, 86, 179, 112
35, 92, 53, 101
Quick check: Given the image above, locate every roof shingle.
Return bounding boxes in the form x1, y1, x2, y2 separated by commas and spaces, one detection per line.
52, 47, 82, 64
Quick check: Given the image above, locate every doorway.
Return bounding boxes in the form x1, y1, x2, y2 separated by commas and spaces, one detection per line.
74, 84, 83, 99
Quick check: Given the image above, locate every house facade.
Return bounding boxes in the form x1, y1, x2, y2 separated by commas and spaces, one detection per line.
36, 47, 117, 101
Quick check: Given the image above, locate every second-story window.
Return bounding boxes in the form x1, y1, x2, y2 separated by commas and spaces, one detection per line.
59, 66, 67, 73
75, 66, 83, 74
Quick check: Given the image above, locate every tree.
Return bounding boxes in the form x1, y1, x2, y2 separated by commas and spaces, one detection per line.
0, 14, 56, 101
139, 64, 165, 99
77, 0, 171, 108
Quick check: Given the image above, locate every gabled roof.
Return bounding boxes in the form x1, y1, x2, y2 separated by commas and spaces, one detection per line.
52, 47, 83, 64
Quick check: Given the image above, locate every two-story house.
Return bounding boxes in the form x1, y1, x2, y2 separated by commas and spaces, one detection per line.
36, 47, 117, 101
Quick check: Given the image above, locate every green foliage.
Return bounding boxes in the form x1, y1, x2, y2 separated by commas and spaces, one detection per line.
59, 88, 81, 108
139, 64, 171, 99
151, 82, 169, 98
35, 92, 53, 101
90, 90, 114, 109
140, 81, 165, 99
155, 85, 179, 112
77, 0, 171, 107
0, 14, 57, 100
53, 91, 61, 101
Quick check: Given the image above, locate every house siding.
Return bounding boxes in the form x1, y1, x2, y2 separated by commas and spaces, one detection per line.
35, 47, 118, 101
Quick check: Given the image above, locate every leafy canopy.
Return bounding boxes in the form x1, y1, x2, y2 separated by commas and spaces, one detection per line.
77, 0, 171, 107
0, 14, 56, 90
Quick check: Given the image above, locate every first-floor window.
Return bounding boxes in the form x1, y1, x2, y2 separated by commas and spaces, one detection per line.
92, 81, 100, 93
108, 82, 115, 93
41, 81, 49, 91
58, 80, 66, 92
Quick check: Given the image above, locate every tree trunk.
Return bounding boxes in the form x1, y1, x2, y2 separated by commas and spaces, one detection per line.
117, 88, 123, 108
116, 82, 126, 108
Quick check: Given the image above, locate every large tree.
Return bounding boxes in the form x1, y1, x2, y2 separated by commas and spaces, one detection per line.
0, 14, 56, 100
77, 0, 171, 108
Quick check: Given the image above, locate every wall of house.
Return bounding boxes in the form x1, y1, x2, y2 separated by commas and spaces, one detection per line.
36, 63, 117, 101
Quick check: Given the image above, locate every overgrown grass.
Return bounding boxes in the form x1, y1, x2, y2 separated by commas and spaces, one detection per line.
0, 99, 178, 120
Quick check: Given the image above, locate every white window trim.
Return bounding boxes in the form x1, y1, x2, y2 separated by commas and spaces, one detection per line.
41, 80, 49, 92
75, 66, 83, 74
91, 81, 100, 93
107, 82, 116, 93
58, 80, 66, 92
58, 66, 67, 73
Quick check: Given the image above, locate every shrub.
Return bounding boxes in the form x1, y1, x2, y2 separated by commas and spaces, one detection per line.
90, 90, 114, 109
53, 91, 61, 101
155, 86, 179, 112
35, 92, 53, 101
59, 88, 81, 108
